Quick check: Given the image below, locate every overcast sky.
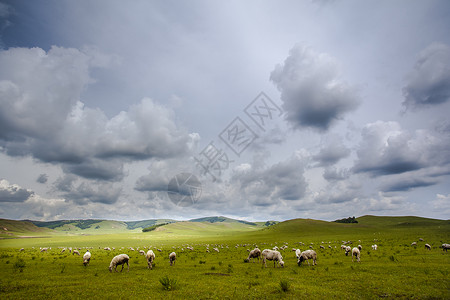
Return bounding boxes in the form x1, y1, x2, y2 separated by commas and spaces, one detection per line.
0, 0, 449, 222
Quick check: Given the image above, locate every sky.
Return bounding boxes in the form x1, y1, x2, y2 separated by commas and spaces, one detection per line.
0, 0, 449, 222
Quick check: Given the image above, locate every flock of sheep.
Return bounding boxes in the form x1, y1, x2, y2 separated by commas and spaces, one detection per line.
19, 240, 449, 272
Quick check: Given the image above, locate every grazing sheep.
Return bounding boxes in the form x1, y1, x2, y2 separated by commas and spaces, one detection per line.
40, 247, 48, 252
157, 249, 162, 252
345, 246, 351, 256
261, 249, 284, 268
425, 244, 431, 250
372, 244, 378, 250
213, 247, 220, 253
247, 248, 261, 263
146, 250, 155, 269
320, 245, 325, 250
341, 245, 347, 251
139, 250, 146, 255
419, 238, 424, 242
358, 245, 362, 251
109, 254, 130, 272
169, 252, 176, 266
73, 249, 80, 255
83, 250, 91, 266
294, 249, 301, 259
411, 242, 417, 246
352, 247, 360, 262
297, 250, 317, 266
61, 248, 66, 253
104, 247, 111, 251
19, 248, 24, 252
442, 244, 450, 251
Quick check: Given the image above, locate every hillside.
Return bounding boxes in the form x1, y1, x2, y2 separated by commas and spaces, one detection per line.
0, 219, 55, 238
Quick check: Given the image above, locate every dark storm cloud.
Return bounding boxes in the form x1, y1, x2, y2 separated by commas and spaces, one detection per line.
0, 179, 34, 202
52, 174, 121, 205
354, 121, 450, 192
402, 43, 450, 110
0, 47, 192, 182
381, 177, 438, 192
135, 174, 169, 193
36, 173, 48, 184
270, 44, 360, 131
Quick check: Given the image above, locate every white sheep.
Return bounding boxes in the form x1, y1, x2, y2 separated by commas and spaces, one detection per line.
104, 247, 111, 251
83, 250, 91, 266
294, 248, 301, 259
261, 249, 284, 268
73, 249, 80, 255
372, 244, 378, 250
19, 248, 24, 252
247, 248, 261, 263
424, 244, 431, 250
442, 243, 450, 251
297, 250, 317, 266
345, 246, 351, 256
61, 248, 66, 253
139, 250, 146, 255
169, 252, 176, 266
213, 247, 220, 253
40, 247, 48, 252
352, 247, 360, 262
411, 242, 417, 247
109, 254, 130, 272
146, 250, 155, 269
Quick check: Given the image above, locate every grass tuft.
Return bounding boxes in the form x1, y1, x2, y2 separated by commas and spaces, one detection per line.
279, 279, 290, 292
13, 258, 26, 272
159, 275, 178, 291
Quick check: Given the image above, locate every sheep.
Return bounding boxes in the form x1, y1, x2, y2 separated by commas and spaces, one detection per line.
319, 245, 325, 250
425, 244, 431, 250
169, 252, 176, 266
104, 247, 111, 251
294, 249, 301, 259
261, 249, 284, 268
358, 245, 362, 251
109, 254, 130, 272
352, 247, 360, 262
213, 247, 220, 253
139, 250, 146, 255
442, 244, 450, 251
73, 249, 80, 255
40, 247, 48, 252
372, 244, 378, 250
83, 250, 91, 266
146, 250, 155, 269
61, 248, 66, 253
419, 238, 424, 242
19, 248, 24, 252
345, 246, 351, 256
411, 242, 417, 247
247, 248, 261, 263
297, 250, 317, 266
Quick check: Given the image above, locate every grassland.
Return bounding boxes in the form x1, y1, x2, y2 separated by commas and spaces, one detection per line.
0, 215, 449, 299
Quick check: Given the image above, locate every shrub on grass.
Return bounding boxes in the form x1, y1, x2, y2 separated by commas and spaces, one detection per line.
13, 258, 26, 272
159, 275, 178, 291
279, 279, 290, 292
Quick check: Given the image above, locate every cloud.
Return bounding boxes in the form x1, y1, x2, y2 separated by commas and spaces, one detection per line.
230, 152, 308, 205
0, 179, 34, 202
402, 43, 450, 110
313, 134, 350, 167
353, 120, 450, 192
0, 46, 192, 182
432, 193, 450, 215
36, 174, 48, 184
53, 175, 121, 205
270, 44, 360, 131
354, 121, 424, 175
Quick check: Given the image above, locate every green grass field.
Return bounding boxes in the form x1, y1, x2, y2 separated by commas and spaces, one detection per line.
0, 216, 449, 299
